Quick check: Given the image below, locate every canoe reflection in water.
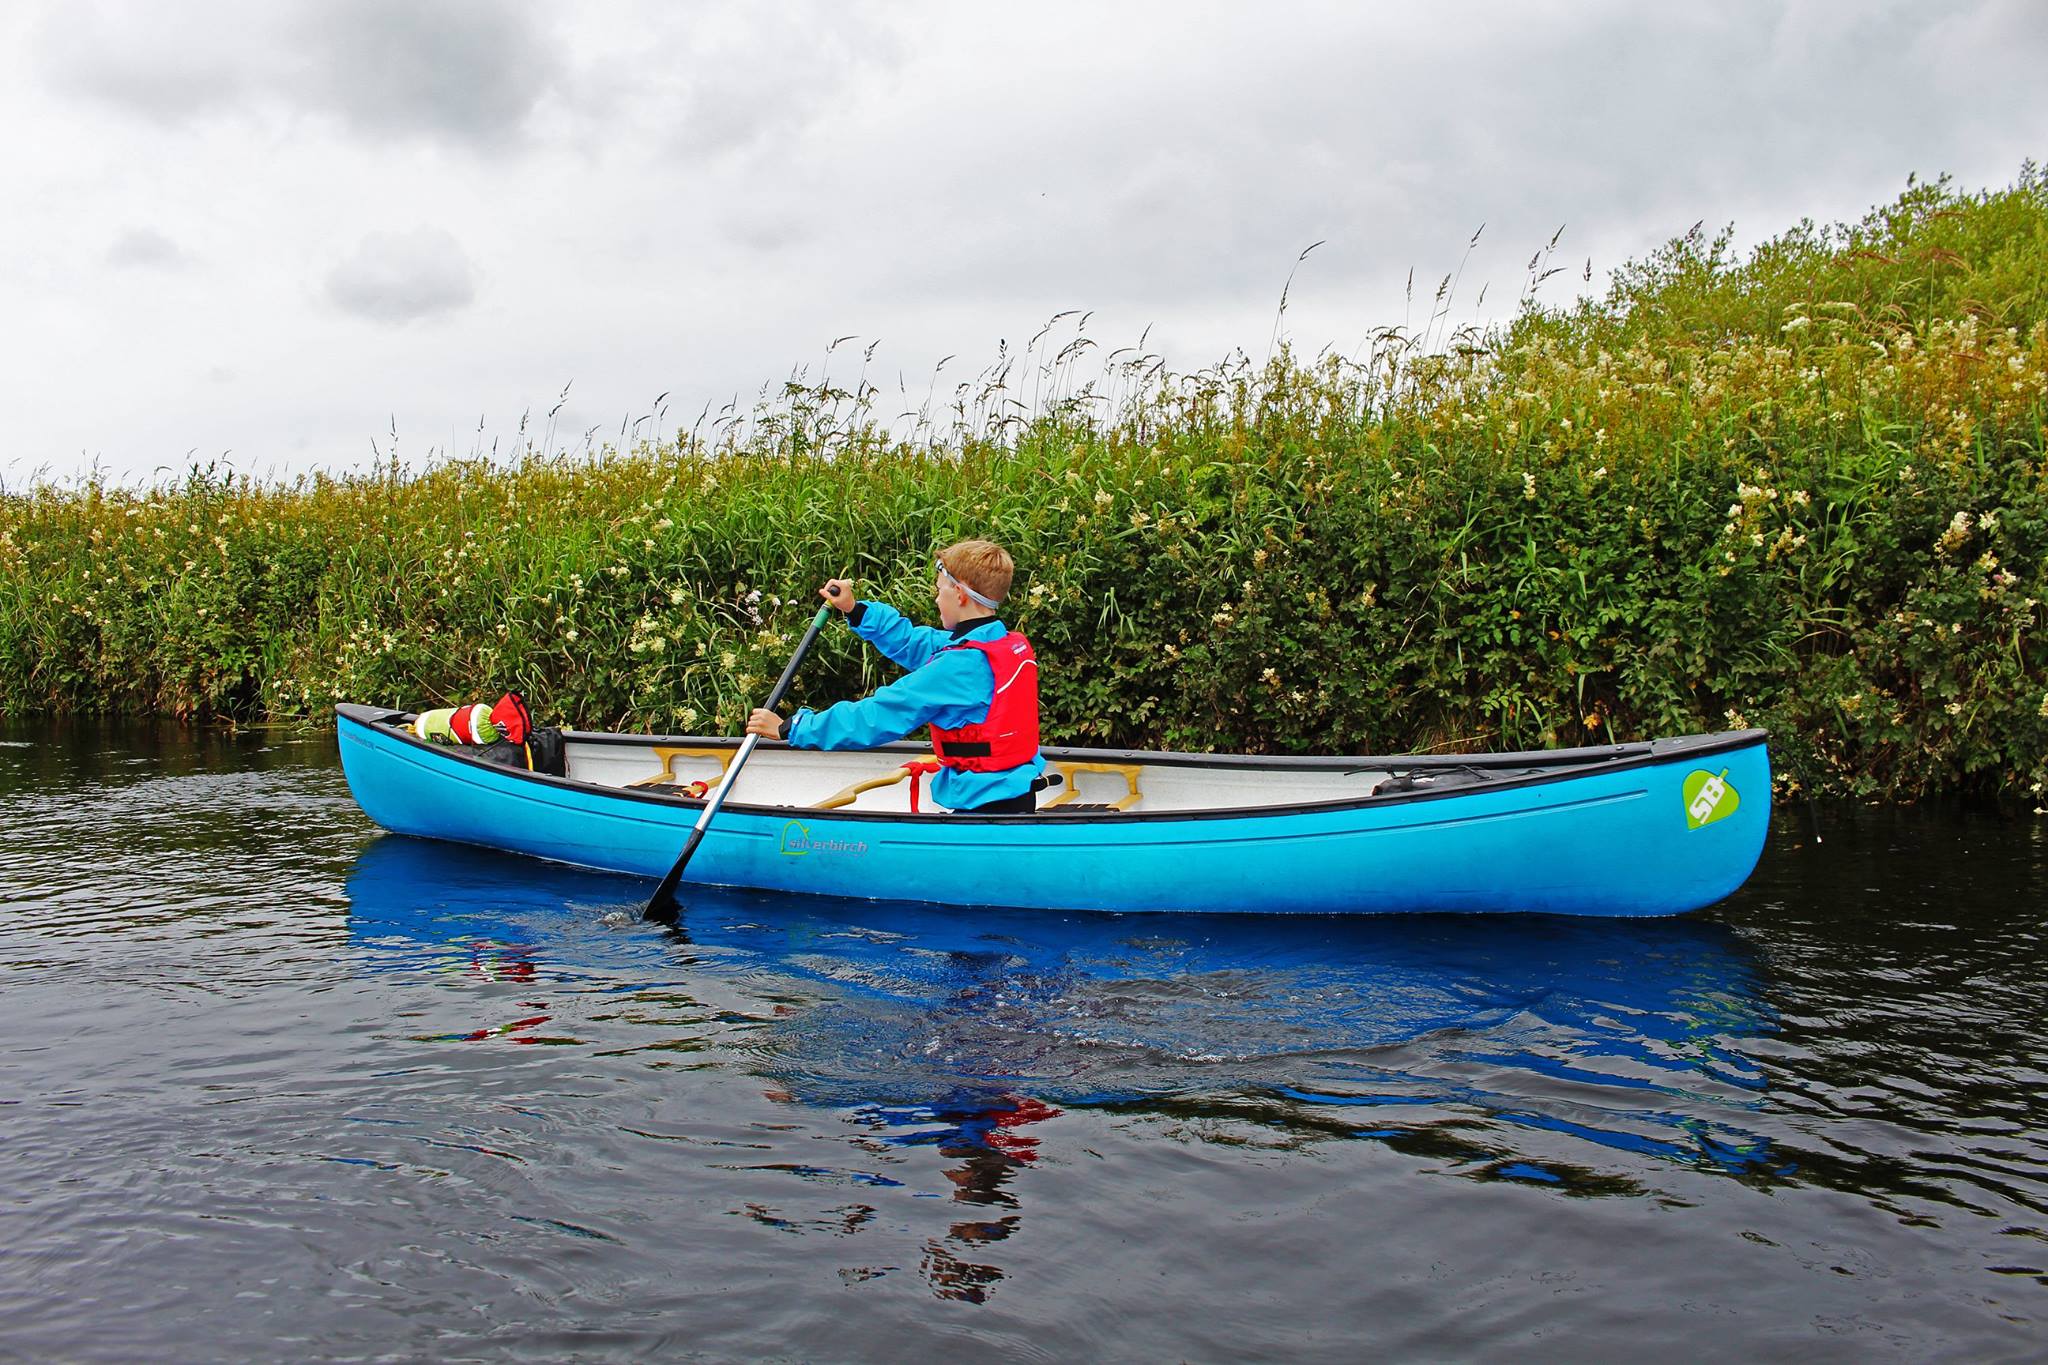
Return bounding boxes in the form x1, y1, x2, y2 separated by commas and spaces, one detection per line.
346, 834, 1787, 1300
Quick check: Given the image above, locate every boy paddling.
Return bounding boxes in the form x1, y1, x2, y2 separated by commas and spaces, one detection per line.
744, 540, 1047, 815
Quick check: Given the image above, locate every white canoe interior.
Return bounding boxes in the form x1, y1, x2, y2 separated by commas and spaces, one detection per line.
351, 707, 1753, 822
562, 735, 1399, 816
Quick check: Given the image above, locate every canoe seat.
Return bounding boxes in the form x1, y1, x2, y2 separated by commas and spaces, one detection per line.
1042, 802, 1132, 814
627, 745, 737, 789
1044, 761, 1142, 812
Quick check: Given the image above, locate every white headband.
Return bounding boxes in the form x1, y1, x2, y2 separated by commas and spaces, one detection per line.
936, 559, 1002, 609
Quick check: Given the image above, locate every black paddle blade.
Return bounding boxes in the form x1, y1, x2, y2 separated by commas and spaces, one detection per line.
644, 881, 681, 923
642, 824, 707, 921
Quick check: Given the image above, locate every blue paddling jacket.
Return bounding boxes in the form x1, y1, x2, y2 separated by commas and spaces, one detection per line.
783, 601, 1047, 811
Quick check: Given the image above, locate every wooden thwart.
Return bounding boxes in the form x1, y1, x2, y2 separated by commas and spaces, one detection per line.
627, 746, 738, 789
816, 756, 939, 811
819, 758, 1140, 813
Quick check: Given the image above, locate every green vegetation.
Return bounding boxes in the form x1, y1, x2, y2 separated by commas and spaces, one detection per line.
4, 169, 2046, 801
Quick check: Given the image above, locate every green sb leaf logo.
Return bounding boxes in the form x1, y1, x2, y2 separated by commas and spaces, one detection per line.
1682, 769, 1739, 830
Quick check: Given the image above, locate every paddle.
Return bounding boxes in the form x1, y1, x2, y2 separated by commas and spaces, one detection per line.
643, 592, 840, 922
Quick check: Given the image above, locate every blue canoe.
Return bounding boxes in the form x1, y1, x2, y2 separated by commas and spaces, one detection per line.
334, 704, 1770, 917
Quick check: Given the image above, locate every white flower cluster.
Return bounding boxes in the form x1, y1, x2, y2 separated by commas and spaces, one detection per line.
1936, 511, 1973, 558
1767, 527, 1807, 561
628, 622, 656, 653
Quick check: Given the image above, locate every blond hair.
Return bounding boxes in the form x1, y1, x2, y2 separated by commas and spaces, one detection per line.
937, 539, 1015, 604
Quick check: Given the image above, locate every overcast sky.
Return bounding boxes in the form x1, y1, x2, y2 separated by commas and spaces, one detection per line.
4, 0, 2043, 486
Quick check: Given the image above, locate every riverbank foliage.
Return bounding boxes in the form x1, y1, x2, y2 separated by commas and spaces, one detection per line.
4, 169, 2045, 801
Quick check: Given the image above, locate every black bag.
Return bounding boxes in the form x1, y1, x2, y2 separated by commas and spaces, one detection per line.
526, 726, 567, 777
474, 739, 529, 771
471, 727, 567, 777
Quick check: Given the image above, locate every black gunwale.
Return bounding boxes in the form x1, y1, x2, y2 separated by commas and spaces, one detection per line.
335, 704, 1768, 826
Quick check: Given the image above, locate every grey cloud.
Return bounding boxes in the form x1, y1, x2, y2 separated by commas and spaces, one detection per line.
106, 228, 191, 269
325, 228, 478, 325
667, 4, 905, 161
37, 0, 560, 152
36, 1, 270, 120
289, 0, 561, 152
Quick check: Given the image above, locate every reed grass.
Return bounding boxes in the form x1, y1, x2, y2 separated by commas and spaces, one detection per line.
4, 167, 2045, 801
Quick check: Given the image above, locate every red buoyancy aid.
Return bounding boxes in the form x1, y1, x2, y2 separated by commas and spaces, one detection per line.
928, 631, 1040, 772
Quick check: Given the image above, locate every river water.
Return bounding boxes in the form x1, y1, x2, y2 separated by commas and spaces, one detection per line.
1, 723, 2043, 1360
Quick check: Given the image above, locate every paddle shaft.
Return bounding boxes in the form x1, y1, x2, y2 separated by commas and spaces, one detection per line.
644, 600, 836, 919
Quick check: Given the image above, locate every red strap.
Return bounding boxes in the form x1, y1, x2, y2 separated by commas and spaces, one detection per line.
902, 760, 942, 814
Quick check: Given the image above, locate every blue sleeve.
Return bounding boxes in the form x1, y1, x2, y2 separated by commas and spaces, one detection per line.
848, 601, 955, 671
785, 650, 992, 752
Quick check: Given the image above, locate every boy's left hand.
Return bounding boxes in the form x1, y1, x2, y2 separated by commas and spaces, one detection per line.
744, 708, 787, 740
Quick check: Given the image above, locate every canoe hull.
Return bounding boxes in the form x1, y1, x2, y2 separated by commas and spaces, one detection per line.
336, 709, 1770, 917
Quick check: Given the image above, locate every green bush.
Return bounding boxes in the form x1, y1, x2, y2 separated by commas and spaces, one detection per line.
4, 168, 2045, 802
